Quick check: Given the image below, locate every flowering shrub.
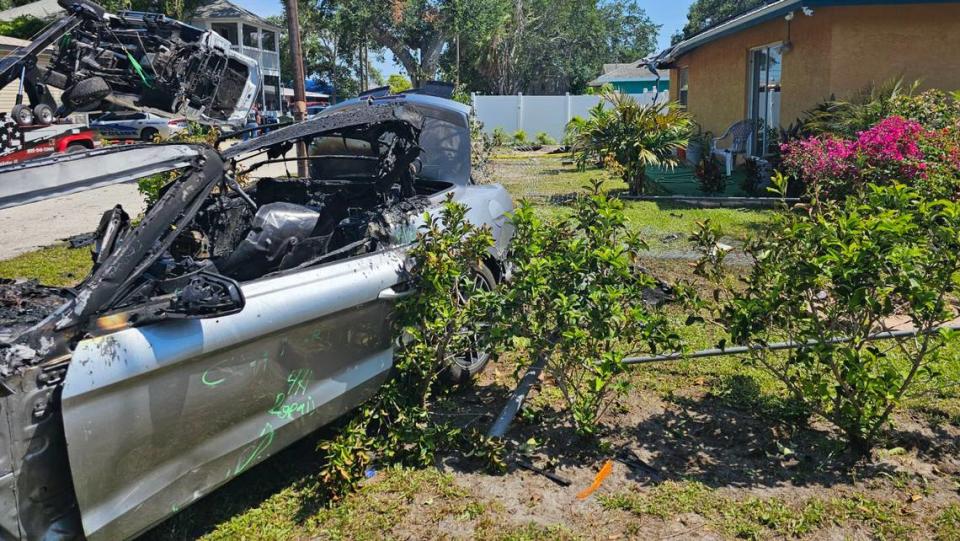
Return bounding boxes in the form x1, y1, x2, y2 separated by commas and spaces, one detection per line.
781, 115, 960, 200
694, 181, 960, 451
856, 116, 925, 163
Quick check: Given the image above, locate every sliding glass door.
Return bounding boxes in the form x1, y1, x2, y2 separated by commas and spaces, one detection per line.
749, 44, 783, 156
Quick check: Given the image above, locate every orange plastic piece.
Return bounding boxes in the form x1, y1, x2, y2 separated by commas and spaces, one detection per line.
576, 459, 613, 500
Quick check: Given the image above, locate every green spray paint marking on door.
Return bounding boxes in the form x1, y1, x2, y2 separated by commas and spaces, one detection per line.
234, 422, 275, 475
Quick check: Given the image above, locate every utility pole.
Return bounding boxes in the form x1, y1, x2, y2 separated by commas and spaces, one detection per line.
284, 0, 308, 177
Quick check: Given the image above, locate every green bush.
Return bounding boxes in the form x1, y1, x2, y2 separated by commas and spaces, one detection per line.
318, 197, 504, 494
470, 117, 493, 183
695, 153, 726, 195
0, 15, 46, 40
563, 116, 586, 147
511, 129, 528, 146
570, 91, 692, 195
534, 131, 556, 145
491, 127, 507, 147
495, 182, 680, 436
802, 79, 960, 137
695, 178, 960, 451
387, 74, 412, 94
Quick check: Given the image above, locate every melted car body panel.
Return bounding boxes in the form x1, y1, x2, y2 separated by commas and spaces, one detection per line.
62, 248, 405, 540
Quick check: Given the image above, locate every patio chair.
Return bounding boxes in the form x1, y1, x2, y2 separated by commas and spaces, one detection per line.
711, 119, 754, 176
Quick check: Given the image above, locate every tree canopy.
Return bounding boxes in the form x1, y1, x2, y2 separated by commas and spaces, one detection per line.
297, 0, 658, 96
443, 0, 659, 95
674, 0, 769, 43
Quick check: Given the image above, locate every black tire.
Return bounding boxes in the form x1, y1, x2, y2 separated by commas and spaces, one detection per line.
62, 77, 110, 109
65, 142, 89, 153
140, 127, 159, 142
442, 262, 497, 385
33, 104, 54, 125
11, 103, 34, 126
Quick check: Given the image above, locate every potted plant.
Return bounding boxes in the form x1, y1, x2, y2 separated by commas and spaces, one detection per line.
569, 91, 692, 195
685, 128, 712, 167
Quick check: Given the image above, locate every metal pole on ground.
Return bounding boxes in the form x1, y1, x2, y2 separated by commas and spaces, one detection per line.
487, 324, 960, 439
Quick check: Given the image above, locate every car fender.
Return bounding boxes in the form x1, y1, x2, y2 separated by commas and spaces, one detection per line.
54, 131, 95, 152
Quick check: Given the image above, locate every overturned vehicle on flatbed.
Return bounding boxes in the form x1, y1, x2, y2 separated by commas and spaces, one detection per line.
0, 0, 260, 126
0, 95, 513, 540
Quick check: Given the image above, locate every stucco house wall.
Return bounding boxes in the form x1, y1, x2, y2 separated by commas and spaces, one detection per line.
668, 4, 960, 138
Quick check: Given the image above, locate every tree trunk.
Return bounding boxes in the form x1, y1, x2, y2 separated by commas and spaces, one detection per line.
371, 30, 447, 88
628, 166, 646, 196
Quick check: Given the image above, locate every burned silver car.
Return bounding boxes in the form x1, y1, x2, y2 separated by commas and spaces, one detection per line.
0, 94, 513, 540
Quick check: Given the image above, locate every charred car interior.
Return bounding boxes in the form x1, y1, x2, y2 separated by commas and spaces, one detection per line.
0, 95, 512, 540
0, 0, 259, 126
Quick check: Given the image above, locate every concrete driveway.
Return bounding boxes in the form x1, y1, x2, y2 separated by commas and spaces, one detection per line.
0, 143, 294, 261
0, 183, 145, 260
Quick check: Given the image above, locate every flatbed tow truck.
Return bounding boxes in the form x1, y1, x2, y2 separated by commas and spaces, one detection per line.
0, 0, 260, 203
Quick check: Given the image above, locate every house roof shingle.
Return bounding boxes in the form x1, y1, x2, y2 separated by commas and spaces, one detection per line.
0, 0, 64, 22
192, 0, 282, 30
588, 62, 664, 86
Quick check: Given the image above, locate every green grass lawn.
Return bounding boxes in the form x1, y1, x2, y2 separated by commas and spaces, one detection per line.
491, 151, 771, 251
0, 245, 92, 286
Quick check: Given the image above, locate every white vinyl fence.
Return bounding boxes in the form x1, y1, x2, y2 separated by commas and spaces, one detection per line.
471, 91, 668, 142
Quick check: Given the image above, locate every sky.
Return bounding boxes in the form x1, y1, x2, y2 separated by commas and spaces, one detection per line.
232, 0, 696, 78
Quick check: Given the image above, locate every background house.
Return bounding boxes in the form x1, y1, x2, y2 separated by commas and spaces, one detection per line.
656, 0, 960, 156
588, 63, 669, 95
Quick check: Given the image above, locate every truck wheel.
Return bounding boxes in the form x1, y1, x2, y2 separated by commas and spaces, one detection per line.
11, 104, 34, 126
65, 142, 89, 153
33, 104, 54, 125
63, 77, 110, 109
442, 263, 497, 385
140, 128, 158, 142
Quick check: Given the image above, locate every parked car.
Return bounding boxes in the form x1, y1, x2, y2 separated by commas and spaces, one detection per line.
90, 111, 188, 141
306, 104, 327, 118
0, 94, 513, 540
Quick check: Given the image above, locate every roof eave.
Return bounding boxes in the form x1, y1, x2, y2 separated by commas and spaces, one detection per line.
654, 0, 802, 66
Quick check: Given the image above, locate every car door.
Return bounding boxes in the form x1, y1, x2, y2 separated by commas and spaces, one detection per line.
60, 247, 407, 541
100, 112, 142, 138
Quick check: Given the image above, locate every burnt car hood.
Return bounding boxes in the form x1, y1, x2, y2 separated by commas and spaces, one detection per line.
226, 96, 472, 185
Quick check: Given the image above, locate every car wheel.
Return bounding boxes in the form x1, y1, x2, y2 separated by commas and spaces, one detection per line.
442, 262, 497, 385
140, 128, 158, 142
33, 104, 54, 125
11, 104, 34, 126
65, 142, 89, 153
63, 77, 110, 109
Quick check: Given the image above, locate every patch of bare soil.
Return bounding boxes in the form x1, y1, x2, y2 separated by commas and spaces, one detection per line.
436, 364, 960, 539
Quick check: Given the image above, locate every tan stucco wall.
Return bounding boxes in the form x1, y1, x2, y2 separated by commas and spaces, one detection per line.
828, 5, 960, 98
669, 4, 960, 137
